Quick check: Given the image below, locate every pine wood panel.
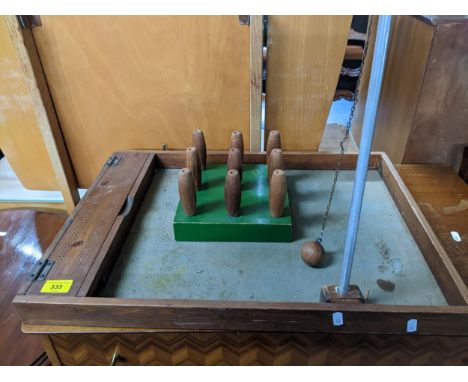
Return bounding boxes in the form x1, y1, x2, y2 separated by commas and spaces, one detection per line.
2, 16, 80, 212
32, 16, 251, 187
265, 16, 352, 150
249, 15, 263, 151
8, 17, 80, 212
0, 16, 58, 190
352, 16, 434, 163
49, 332, 468, 365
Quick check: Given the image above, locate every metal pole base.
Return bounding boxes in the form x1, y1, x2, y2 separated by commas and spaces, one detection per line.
320, 284, 366, 304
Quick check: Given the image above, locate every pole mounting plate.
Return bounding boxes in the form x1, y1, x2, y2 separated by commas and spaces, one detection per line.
320, 284, 366, 304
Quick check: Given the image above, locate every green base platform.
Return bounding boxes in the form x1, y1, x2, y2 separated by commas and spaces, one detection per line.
173, 164, 292, 242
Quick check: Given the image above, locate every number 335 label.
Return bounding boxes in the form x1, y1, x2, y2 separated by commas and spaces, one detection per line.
40, 280, 74, 294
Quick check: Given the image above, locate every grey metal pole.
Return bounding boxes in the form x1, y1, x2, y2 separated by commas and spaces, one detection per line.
338, 15, 392, 295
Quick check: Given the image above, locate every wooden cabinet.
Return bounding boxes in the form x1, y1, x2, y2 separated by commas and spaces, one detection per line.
0, 17, 60, 191
45, 332, 468, 366
353, 16, 468, 169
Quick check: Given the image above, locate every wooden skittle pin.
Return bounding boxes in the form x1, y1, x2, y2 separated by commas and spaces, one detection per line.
227, 147, 243, 179
230, 130, 244, 161
268, 148, 285, 184
266, 130, 281, 165
225, 169, 241, 217
192, 129, 207, 170
178, 168, 197, 216
269, 169, 286, 218
186, 146, 202, 190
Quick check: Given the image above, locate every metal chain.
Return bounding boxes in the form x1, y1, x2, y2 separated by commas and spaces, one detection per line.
316, 16, 374, 244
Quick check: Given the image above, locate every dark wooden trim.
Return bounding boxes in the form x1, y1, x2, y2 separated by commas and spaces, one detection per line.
458, 146, 468, 184
379, 153, 468, 305
136, 150, 382, 170
414, 15, 468, 26
281, 151, 381, 170
413, 15, 438, 26
23, 325, 185, 334
13, 295, 468, 336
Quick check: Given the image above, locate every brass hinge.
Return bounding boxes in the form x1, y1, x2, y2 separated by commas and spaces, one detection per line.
105, 155, 121, 167
239, 15, 250, 25
17, 15, 42, 29
28, 259, 55, 281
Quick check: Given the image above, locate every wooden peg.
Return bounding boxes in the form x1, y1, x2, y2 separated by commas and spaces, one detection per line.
230, 130, 244, 160
266, 130, 281, 164
225, 169, 241, 217
186, 146, 201, 190
268, 148, 285, 184
227, 147, 243, 179
178, 168, 197, 216
269, 169, 286, 217
192, 129, 207, 170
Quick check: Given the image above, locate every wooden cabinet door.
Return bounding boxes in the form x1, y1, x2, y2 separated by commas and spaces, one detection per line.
0, 16, 59, 190
265, 16, 352, 150
32, 16, 252, 187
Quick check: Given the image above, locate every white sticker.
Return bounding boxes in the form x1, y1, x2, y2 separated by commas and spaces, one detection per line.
451, 231, 461, 242
332, 312, 344, 326
407, 319, 418, 333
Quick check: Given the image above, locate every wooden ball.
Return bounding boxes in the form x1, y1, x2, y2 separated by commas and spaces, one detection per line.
300, 241, 325, 267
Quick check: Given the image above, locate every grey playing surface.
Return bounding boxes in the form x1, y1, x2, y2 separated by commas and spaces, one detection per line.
98, 169, 447, 306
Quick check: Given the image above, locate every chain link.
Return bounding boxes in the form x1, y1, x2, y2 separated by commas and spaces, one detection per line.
316, 16, 374, 244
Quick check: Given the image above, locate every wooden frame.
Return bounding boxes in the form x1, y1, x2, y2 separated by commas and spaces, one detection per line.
13, 151, 468, 338
14, 296, 468, 336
